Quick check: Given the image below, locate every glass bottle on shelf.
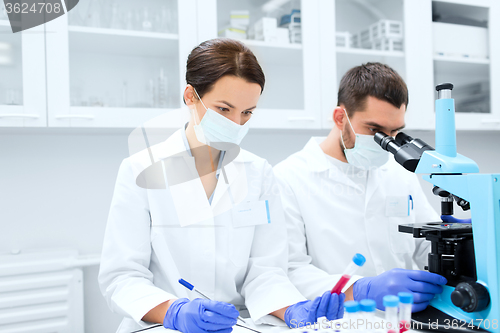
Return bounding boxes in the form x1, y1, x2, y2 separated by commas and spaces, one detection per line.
85, 0, 102, 28
122, 80, 128, 108
109, 2, 121, 30
142, 7, 153, 32
157, 68, 168, 108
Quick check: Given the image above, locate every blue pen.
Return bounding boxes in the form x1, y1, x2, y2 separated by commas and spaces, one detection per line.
408, 195, 413, 215
179, 279, 248, 325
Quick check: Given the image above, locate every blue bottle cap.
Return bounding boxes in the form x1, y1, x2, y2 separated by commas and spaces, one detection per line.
344, 300, 360, 313
352, 253, 366, 267
359, 299, 376, 312
398, 292, 414, 304
383, 295, 399, 308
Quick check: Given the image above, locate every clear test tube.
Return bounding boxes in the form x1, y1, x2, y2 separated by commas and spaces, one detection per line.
331, 253, 366, 294
398, 292, 413, 333
383, 295, 399, 333
360, 299, 376, 332
344, 300, 360, 322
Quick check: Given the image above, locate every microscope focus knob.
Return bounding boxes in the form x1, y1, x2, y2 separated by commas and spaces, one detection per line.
451, 282, 490, 313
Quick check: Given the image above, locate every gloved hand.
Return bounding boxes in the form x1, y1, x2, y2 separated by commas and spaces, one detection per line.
441, 215, 471, 224
353, 268, 447, 312
284, 291, 345, 328
163, 298, 239, 333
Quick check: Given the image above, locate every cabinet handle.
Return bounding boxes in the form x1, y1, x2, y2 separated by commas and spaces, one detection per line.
0, 114, 39, 119
481, 119, 500, 124
55, 115, 95, 120
288, 116, 316, 122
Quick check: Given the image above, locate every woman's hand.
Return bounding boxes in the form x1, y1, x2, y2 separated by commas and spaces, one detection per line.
163, 298, 239, 333
284, 291, 346, 328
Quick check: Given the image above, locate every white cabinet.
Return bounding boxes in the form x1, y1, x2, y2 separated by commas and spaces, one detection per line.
431, 0, 500, 130
0, 21, 46, 127
45, 0, 194, 128
320, 0, 434, 130
196, 0, 322, 129
0, 0, 498, 130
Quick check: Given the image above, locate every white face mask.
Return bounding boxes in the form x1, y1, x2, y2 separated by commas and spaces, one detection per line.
191, 88, 250, 146
340, 109, 390, 170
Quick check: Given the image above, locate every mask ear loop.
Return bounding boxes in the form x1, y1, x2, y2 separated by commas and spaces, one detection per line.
340, 108, 356, 150
192, 87, 216, 173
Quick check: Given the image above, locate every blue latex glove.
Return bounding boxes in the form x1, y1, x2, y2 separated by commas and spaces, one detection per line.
163, 298, 239, 333
353, 268, 447, 312
441, 215, 471, 224
284, 291, 345, 328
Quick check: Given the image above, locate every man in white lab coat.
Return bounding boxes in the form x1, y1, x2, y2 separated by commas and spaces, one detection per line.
274, 62, 447, 312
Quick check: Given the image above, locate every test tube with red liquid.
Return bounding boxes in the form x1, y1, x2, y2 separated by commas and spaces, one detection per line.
330, 253, 366, 294
398, 292, 413, 333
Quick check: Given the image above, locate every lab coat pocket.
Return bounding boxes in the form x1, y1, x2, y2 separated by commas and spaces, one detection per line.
229, 200, 269, 267
388, 218, 415, 254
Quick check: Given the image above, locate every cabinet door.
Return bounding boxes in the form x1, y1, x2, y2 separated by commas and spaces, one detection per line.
322, 0, 409, 129
45, 0, 195, 128
197, 0, 322, 129
0, 20, 46, 127
431, 0, 498, 130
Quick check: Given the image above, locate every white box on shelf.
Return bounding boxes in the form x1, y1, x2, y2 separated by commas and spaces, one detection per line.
373, 38, 404, 52
219, 27, 247, 40
230, 10, 250, 28
280, 10, 301, 29
289, 26, 301, 44
371, 20, 403, 40
351, 32, 360, 48
360, 28, 371, 45
336, 31, 352, 48
276, 27, 290, 44
254, 17, 278, 42
433, 22, 488, 59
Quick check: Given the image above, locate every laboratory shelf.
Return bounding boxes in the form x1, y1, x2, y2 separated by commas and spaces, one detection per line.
433, 55, 490, 65
242, 39, 303, 66
50, 106, 188, 128
243, 39, 302, 50
336, 47, 405, 58
68, 26, 179, 58
0, 105, 27, 115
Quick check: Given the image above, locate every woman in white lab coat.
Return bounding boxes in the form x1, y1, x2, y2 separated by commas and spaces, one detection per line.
98, 38, 345, 333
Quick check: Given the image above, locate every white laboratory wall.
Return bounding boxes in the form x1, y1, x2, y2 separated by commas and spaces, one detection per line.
1, 127, 500, 332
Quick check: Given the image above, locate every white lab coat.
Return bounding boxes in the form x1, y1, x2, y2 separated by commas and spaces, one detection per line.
273, 137, 439, 299
98, 129, 305, 333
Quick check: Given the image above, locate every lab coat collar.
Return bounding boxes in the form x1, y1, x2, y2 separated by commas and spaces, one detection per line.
302, 136, 390, 192
302, 137, 332, 173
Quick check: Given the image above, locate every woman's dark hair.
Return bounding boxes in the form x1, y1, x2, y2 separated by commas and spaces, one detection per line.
185, 38, 265, 101
337, 62, 408, 116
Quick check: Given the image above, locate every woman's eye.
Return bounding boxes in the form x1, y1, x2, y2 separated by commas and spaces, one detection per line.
243, 111, 253, 115
369, 128, 377, 132
218, 107, 230, 112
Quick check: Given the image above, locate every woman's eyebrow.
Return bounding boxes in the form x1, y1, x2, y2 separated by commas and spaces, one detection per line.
216, 100, 235, 108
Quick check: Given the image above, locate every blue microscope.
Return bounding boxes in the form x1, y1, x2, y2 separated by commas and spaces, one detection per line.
374, 83, 500, 333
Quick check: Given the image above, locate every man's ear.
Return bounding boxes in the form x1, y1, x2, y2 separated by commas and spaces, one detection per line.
332, 106, 346, 130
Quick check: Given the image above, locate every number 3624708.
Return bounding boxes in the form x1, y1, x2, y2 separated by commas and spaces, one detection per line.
5, 2, 62, 14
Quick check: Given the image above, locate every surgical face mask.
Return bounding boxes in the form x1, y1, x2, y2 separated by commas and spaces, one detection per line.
191, 88, 250, 146
340, 109, 390, 170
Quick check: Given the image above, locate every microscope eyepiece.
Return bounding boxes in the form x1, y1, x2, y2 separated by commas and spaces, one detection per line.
395, 132, 413, 146
374, 131, 434, 173
374, 132, 402, 156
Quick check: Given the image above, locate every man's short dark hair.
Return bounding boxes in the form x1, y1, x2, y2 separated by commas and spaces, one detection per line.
337, 62, 408, 116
